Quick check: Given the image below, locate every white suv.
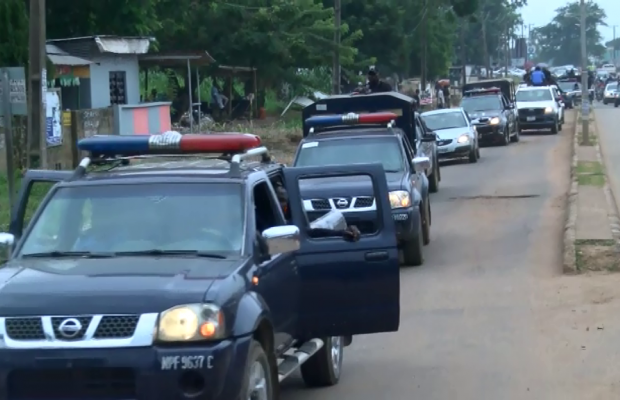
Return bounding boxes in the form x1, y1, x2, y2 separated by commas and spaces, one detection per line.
515, 86, 563, 134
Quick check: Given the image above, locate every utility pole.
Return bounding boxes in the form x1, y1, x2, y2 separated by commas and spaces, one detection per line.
27, 0, 47, 168
332, 0, 341, 94
504, 25, 509, 77
613, 26, 617, 66
481, 13, 490, 78
421, 0, 428, 89
580, 0, 590, 145
460, 20, 466, 86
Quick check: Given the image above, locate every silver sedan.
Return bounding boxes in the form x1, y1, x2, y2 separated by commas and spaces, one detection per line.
420, 108, 480, 164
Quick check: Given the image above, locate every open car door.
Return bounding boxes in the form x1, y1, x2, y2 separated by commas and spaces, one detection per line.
9, 170, 72, 241
283, 163, 400, 338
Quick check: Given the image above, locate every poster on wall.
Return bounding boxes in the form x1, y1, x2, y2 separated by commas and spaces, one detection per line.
46, 90, 62, 147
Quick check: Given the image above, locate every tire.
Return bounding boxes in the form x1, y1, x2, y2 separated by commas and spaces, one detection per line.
421, 201, 430, 245
468, 145, 477, 163
510, 127, 520, 142
551, 120, 558, 134
500, 127, 509, 146
402, 210, 424, 266
301, 336, 343, 387
615, 102, 619, 108
238, 340, 275, 400
476, 144, 481, 159
603, 100, 608, 105
428, 161, 439, 193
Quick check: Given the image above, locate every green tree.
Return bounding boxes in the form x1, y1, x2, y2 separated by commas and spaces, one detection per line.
0, 0, 28, 65
533, 1, 606, 65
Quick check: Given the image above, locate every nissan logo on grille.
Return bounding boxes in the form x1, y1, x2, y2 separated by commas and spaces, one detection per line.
57, 318, 83, 338
334, 198, 349, 208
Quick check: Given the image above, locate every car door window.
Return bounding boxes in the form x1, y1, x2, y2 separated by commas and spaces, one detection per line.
253, 181, 283, 233
401, 137, 414, 170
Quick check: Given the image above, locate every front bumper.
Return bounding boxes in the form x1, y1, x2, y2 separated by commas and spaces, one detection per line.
518, 112, 556, 129
474, 124, 505, 143
436, 139, 472, 158
0, 337, 252, 400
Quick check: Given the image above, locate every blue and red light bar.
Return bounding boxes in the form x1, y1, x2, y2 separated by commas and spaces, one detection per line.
305, 112, 398, 127
77, 132, 262, 156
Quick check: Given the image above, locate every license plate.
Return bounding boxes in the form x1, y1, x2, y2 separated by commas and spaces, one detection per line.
527, 116, 536, 121
438, 148, 449, 153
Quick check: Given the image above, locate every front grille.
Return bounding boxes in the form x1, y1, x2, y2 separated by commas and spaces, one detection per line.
5, 317, 45, 340
8, 368, 136, 400
94, 315, 139, 339
518, 108, 545, 117
354, 197, 374, 208
310, 199, 330, 210
51, 316, 92, 340
437, 139, 452, 146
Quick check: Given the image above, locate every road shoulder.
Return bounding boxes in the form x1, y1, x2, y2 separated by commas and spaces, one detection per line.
564, 109, 620, 273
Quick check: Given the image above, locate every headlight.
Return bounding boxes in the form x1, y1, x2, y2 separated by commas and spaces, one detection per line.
158, 304, 225, 342
489, 117, 500, 125
389, 190, 411, 209
457, 135, 469, 143
544, 107, 553, 114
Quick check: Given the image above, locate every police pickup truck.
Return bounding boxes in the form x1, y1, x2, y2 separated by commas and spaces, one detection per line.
0, 133, 400, 400
293, 111, 432, 266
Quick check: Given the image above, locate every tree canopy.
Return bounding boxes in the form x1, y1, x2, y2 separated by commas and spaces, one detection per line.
0, 0, 527, 86
533, 1, 606, 65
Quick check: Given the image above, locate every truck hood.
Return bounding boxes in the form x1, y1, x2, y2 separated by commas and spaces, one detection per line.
516, 101, 553, 109
299, 172, 404, 198
465, 110, 501, 120
0, 257, 241, 316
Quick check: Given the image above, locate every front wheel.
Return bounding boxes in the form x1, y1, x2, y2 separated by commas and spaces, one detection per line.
428, 161, 439, 193
468, 145, 478, 163
551, 119, 559, 134
402, 211, 424, 266
301, 336, 343, 387
500, 128, 509, 146
238, 340, 275, 400
510, 127, 520, 142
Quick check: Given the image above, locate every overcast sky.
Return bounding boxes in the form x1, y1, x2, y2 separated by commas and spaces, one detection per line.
521, 0, 619, 44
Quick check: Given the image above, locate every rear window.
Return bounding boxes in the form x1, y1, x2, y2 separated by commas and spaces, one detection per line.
460, 96, 502, 112
19, 183, 245, 256
516, 90, 553, 102
295, 137, 404, 172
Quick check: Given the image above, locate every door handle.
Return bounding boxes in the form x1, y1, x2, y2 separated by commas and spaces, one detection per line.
365, 251, 388, 261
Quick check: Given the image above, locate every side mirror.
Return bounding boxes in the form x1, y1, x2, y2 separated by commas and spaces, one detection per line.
0, 233, 15, 260
261, 226, 300, 255
421, 132, 436, 142
413, 156, 431, 173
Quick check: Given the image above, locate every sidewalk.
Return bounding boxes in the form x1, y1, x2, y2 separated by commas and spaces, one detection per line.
564, 110, 620, 273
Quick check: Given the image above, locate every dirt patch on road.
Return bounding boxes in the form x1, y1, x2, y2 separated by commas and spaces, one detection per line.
575, 241, 620, 272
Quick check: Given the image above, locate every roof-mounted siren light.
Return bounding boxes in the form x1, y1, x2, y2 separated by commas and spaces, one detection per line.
77, 131, 262, 157
305, 112, 398, 129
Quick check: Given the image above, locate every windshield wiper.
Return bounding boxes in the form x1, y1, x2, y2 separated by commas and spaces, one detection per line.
22, 251, 115, 258
114, 249, 226, 259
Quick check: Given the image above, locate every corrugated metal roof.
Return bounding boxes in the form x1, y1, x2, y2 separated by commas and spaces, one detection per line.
47, 36, 154, 55
46, 44, 94, 66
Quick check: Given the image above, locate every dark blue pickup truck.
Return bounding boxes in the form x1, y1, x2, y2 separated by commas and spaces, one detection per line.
0, 133, 400, 400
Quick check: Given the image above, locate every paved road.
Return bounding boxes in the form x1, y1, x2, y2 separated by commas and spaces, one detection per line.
282, 113, 578, 399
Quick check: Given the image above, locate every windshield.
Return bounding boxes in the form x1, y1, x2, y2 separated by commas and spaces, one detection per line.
421, 112, 467, 131
460, 96, 502, 112
19, 183, 244, 257
295, 137, 404, 172
516, 90, 553, 102
606, 83, 617, 91
558, 82, 579, 92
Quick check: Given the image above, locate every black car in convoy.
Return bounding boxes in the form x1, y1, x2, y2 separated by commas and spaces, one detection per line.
0, 133, 401, 400
459, 86, 519, 145
302, 92, 441, 193
293, 119, 432, 266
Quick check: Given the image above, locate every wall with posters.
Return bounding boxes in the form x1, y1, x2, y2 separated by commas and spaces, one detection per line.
46, 90, 62, 147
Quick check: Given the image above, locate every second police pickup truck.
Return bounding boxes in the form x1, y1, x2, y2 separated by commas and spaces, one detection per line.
0, 133, 400, 400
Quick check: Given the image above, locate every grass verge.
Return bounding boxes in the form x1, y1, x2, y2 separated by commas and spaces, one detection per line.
576, 160, 605, 187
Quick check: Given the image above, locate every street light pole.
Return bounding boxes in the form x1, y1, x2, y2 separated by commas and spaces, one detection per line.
580, 0, 590, 145
613, 25, 617, 66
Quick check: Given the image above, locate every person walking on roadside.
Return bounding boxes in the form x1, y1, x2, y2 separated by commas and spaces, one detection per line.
437, 87, 445, 109
530, 66, 545, 86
